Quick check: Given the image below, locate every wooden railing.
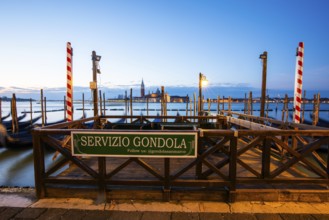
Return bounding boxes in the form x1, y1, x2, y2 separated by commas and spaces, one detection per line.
32, 114, 329, 202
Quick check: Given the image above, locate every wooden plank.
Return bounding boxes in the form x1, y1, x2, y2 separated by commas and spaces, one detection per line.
228, 116, 280, 130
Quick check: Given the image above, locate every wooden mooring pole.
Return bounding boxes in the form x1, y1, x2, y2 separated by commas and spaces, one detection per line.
0, 97, 2, 123
217, 96, 220, 115
11, 93, 18, 133
91, 51, 99, 119
146, 97, 149, 116
248, 92, 253, 115
99, 90, 103, 116
41, 89, 44, 127
30, 98, 33, 125
281, 94, 289, 122
44, 96, 47, 125
130, 88, 133, 123
313, 93, 320, 126
103, 93, 106, 116
82, 93, 85, 118
125, 90, 128, 116
186, 95, 189, 116
244, 93, 247, 114
193, 93, 196, 121
259, 51, 267, 118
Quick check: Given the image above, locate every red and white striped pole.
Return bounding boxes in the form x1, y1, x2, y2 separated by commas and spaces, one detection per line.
66, 42, 73, 121
293, 42, 304, 123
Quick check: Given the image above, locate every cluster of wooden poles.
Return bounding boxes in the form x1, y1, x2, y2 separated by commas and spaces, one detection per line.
0, 88, 323, 132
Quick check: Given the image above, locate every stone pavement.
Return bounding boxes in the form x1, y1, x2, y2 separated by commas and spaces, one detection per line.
1, 188, 329, 220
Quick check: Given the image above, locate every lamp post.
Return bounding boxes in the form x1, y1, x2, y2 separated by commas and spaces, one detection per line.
91, 51, 101, 118
198, 72, 208, 114
259, 51, 267, 118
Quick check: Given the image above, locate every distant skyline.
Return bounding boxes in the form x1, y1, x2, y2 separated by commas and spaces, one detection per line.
1, 0, 329, 97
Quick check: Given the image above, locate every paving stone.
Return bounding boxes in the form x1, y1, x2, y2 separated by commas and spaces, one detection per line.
82, 210, 112, 220
110, 211, 143, 220
0, 207, 23, 220
171, 212, 199, 220
37, 208, 68, 220
199, 212, 225, 220
60, 209, 88, 220
280, 214, 316, 220
222, 213, 257, 220
14, 207, 47, 219
255, 213, 283, 220
311, 214, 329, 220
140, 212, 171, 220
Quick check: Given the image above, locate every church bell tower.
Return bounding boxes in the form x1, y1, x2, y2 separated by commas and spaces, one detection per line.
141, 78, 145, 98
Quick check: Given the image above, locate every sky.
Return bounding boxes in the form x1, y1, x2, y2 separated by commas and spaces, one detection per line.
1, 0, 329, 98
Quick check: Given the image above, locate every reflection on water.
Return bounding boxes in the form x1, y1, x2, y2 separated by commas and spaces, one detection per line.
0, 147, 57, 187
1, 101, 329, 187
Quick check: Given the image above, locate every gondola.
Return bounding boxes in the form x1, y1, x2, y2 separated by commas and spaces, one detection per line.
1, 113, 10, 121
2, 113, 28, 130
3, 130, 33, 148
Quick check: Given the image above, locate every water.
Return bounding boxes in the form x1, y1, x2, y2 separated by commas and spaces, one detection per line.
1, 101, 329, 187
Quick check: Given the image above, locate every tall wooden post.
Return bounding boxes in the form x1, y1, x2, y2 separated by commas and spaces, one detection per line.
130, 88, 133, 122
217, 96, 220, 115
282, 94, 289, 122
266, 95, 269, 118
30, 98, 33, 125
186, 95, 189, 116
313, 93, 320, 126
103, 93, 106, 116
91, 51, 99, 118
0, 97, 2, 123
82, 93, 85, 118
11, 93, 18, 133
146, 97, 149, 116
66, 42, 73, 121
161, 86, 165, 121
189, 98, 192, 117
193, 93, 196, 121
248, 92, 253, 115
228, 96, 232, 116
41, 89, 44, 127
198, 73, 202, 114
260, 51, 267, 118
99, 90, 102, 116
244, 93, 247, 114
125, 90, 128, 115
44, 97, 47, 124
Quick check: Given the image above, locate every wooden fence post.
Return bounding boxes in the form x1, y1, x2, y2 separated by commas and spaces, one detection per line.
163, 158, 171, 201
229, 135, 237, 203
261, 137, 271, 179
32, 130, 46, 198
97, 157, 106, 202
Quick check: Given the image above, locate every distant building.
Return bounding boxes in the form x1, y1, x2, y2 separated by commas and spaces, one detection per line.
141, 78, 145, 98
129, 79, 189, 103
170, 95, 189, 103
